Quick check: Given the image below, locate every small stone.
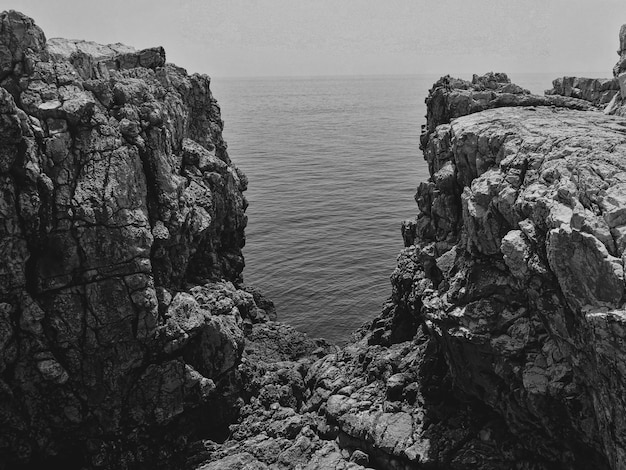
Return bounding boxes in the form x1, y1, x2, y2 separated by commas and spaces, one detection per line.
500, 230, 531, 280
46, 118, 68, 135
350, 449, 369, 465
386, 373, 409, 400
38, 100, 62, 111
36, 358, 69, 384
64, 405, 82, 423
152, 220, 170, 240
119, 117, 140, 137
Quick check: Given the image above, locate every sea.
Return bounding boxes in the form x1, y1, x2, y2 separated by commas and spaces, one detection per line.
211, 72, 597, 344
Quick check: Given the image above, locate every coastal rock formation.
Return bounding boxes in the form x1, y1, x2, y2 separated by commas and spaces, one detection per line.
613, 24, 626, 78
385, 26, 626, 468
399, 101, 626, 469
6, 8, 626, 470
201, 30, 626, 470
596, 24, 626, 116
546, 76, 620, 107
188, 322, 341, 470
0, 10, 270, 469
200, 322, 538, 469
419, 72, 596, 151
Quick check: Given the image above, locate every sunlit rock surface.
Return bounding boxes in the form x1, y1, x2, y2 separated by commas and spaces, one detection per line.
546, 76, 620, 107
400, 102, 626, 469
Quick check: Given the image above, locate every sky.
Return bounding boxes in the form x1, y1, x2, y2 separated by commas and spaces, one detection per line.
8, 0, 625, 78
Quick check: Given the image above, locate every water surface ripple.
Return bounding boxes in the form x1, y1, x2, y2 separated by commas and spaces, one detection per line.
212, 74, 556, 344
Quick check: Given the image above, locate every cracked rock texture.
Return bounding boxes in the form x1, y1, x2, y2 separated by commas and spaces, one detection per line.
0, 10, 271, 469
7, 9, 626, 470
546, 76, 620, 107
419, 71, 596, 152
392, 29, 626, 465
595, 24, 626, 116
197, 26, 626, 470
400, 99, 626, 469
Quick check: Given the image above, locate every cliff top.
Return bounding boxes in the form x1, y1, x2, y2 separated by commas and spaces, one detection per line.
46, 38, 137, 61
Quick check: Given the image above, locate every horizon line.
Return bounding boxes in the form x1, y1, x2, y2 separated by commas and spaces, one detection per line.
209, 70, 612, 81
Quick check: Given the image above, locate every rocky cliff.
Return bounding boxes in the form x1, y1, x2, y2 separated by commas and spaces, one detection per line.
0, 10, 285, 469
200, 109, 626, 469
198, 27, 626, 470
5, 9, 626, 470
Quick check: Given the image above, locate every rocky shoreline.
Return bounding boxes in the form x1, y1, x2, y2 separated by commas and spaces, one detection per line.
3, 9, 626, 470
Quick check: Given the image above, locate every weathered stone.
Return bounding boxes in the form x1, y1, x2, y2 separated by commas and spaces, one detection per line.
501, 229, 532, 280
548, 226, 624, 309
195, 23, 626, 470
349, 449, 369, 465
547, 76, 620, 106
0, 10, 255, 470
0, 10, 46, 79
421, 72, 596, 149
197, 453, 269, 470
5, 8, 626, 470
393, 68, 626, 468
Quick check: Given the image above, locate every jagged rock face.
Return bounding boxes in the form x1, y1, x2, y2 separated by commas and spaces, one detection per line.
198, 313, 558, 469
398, 71, 626, 468
193, 32, 626, 470
420, 72, 596, 151
599, 25, 626, 116
190, 322, 340, 470
0, 10, 264, 469
613, 24, 626, 78
6, 7, 626, 470
546, 76, 620, 107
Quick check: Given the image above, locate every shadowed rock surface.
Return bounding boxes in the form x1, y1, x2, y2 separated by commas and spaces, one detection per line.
0, 9, 276, 469
397, 102, 626, 469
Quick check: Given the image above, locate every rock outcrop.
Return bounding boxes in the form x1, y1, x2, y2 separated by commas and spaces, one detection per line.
546, 76, 620, 107
0, 10, 273, 469
419, 72, 596, 151
199, 29, 626, 470
398, 100, 626, 469
379, 25, 626, 469
613, 24, 626, 79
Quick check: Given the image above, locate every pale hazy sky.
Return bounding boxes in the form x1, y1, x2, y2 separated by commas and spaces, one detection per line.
10, 0, 625, 78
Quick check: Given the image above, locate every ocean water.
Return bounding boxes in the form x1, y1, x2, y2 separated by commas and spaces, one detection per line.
211, 73, 573, 344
